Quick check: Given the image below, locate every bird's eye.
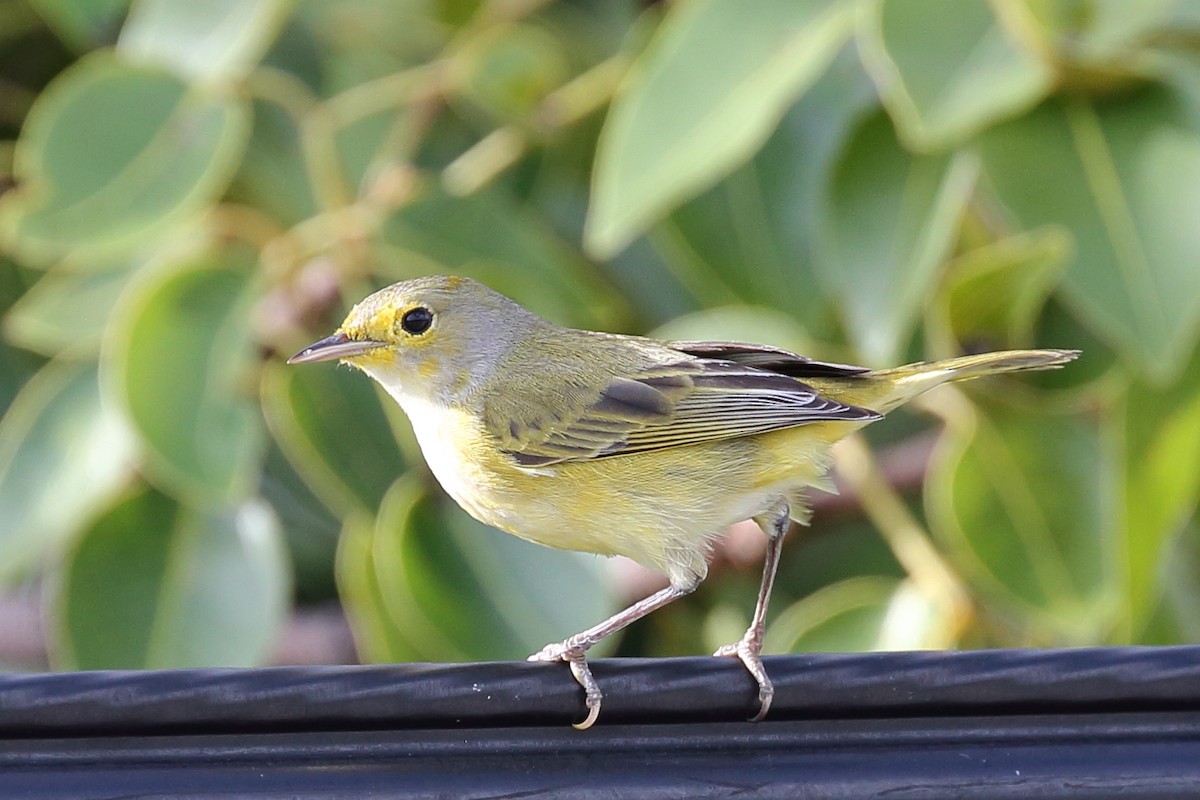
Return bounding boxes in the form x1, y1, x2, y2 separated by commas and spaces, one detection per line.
400, 306, 433, 335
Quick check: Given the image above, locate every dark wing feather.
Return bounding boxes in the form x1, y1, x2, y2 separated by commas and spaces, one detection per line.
500, 357, 880, 468
670, 341, 869, 378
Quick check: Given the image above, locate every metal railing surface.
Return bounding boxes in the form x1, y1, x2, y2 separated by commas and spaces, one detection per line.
2, 647, 1199, 798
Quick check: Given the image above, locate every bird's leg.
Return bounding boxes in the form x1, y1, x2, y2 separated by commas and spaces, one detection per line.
714, 499, 790, 721
530, 582, 695, 729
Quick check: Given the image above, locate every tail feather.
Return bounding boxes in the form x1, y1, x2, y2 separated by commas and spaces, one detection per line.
878, 348, 1079, 380
874, 348, 1079, 412
814, 349, 1080, 414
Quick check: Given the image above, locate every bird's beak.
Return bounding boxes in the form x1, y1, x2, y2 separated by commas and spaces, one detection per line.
287, 332, 387, 364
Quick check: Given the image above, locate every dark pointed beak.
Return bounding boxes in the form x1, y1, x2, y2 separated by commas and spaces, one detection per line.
287, 332, 387, 364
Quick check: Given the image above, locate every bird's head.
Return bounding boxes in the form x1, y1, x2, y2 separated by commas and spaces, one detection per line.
288, 275, 540, 404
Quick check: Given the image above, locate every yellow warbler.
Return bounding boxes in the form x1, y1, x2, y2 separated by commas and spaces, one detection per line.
289, 275, 1078, 728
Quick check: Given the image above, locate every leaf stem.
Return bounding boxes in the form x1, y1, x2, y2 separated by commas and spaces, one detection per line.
324, 64, 445, 128
442, 127, 526, 196
988, 0, 1063, 83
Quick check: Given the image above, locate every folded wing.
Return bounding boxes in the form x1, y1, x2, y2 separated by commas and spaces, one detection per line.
495, 351, 880, 468
670, 341, 870, 379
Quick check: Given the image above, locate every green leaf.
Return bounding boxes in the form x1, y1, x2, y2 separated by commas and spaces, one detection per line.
0, 341, 39, 421
814, 111, 979, 365
50, 489, 173, 668
51, 488, 291, 669
1032, 296, 1123, 390
930, 227, 1072, 352
233, 99, 318, 227
658, 47, 878, 330
858, 0, 1054, 150
336, 508, 422, 663
364, 477, 476, 661
380, 188, 624, 329
650, 305, 815, 354
118, 0, 292, 83
343, 476, 617, 662
766, 576, 897, 652
586, 0, 857, 257
0, 258, 44, 412
260, 443, 341, 602
1030, 0, 1184, 63
452, 23, 568, 123
261, 359, 407, 517
27, 0, 130, 51
1, 54, 250, 264
1115, 345, 1200, 638
976, 90, 1200, 383
1145, 522, 1200, 645
0, 359, 136, 586
926, 401, 1114, 642
766, 575, 946, 653
335, 108, 405, 200
4, 264, 133, 356
435, 0, 483, 28
109, 246, 265, 504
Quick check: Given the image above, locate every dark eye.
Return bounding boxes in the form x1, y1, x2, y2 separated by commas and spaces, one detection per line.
400, 306, 433, 335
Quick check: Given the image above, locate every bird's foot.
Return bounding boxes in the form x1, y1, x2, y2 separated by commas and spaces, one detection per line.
529, 640, 602, 730
714, 628, 773, 721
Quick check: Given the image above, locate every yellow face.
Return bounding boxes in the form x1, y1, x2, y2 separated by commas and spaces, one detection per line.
337, 282, 448, 371
288, 275, 535, 403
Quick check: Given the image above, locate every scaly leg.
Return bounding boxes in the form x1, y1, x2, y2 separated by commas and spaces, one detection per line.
714, 499, 790, 721
529, 581, 696, 729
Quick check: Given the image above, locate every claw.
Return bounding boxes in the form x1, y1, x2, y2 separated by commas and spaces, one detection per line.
567, 651, 602, 730
525, 585, 696, 730
715, 634, 774, 722
530, 640, 604, 729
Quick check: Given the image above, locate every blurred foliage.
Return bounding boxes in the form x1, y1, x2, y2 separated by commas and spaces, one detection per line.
0, 0, 1198, 671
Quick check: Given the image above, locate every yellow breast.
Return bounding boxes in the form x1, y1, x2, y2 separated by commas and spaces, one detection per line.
400, 400, 854, 587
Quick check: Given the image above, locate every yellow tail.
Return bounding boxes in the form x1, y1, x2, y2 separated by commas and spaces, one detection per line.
811, 349, 1080, 414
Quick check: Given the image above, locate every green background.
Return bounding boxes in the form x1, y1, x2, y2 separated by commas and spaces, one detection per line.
0, 0, 1198, 671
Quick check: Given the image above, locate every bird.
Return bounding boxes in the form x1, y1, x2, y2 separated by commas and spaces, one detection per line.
288, 274, 1078, 728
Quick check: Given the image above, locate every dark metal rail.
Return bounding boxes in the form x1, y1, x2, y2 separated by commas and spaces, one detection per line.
2, 647, 1199, 798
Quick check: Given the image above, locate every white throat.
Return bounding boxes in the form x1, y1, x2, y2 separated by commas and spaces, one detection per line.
357, 363, 485, 514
